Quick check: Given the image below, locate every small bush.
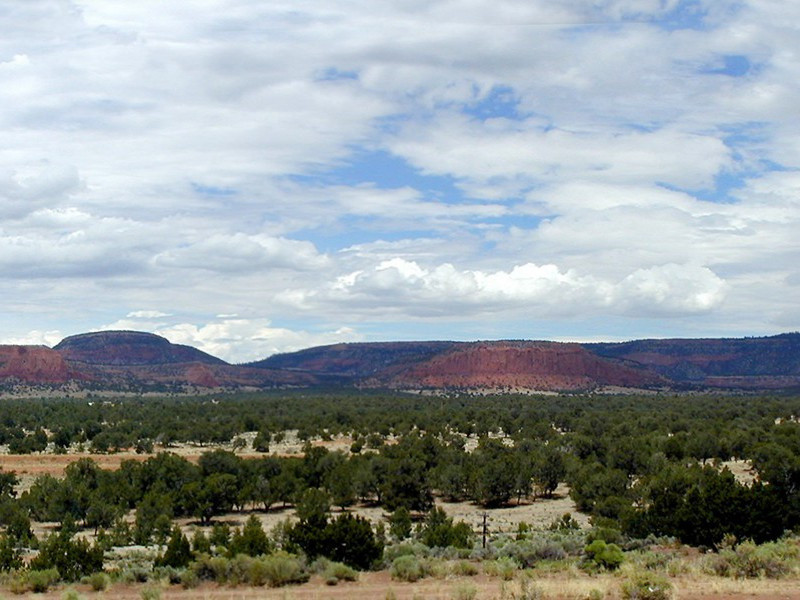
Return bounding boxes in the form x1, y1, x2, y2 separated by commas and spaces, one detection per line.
703, 539, 798, 579
8, 574, 28, 595
323, 560, 358, 583
584, 540, 624, 571
140, 584, 162, 600
87, 571, 110, 591
27, 568, 61, 593
620, 571, 672, 600
451, 581, 477, 600
483, 556, 518, 580
383, 541, 430, 564
259, 551, 309, 587
180, 568, 199, 589
390, 555, 428, 582
62, 589, 85, 600
451, 560, 479, 576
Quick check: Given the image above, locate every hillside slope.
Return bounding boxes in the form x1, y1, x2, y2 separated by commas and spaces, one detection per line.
587, 333, 800, 389
367, 341, 665, 391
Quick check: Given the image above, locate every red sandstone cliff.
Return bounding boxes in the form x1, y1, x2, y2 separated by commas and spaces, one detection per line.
0, 345, 75, 383
373, 342, 665, 391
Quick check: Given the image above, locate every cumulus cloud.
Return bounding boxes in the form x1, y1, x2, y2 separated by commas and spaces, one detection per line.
308, 258, 727, 319
0, 0, 797, 344
155, 318, 363, 363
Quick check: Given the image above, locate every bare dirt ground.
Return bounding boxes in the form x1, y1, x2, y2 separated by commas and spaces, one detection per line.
23, 572, 800, 599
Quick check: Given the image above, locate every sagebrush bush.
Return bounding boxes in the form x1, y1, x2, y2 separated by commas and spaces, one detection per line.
451, 581, 477, 600
26, 568, 60, 593
390, 555, 429, 582
322, 560, 358, 583
383, 541, 430, 564
451, 559, 479, 576
620, 571, 672, 600
483, 556, 518, 580
87, 571, 109, 591
703, 539, 799, 579
259, 551, 309, 587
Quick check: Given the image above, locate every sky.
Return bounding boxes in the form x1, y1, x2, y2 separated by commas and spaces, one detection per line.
1, 0, 799, 363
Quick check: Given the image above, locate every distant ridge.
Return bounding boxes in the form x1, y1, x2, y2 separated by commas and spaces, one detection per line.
55, 330, 226, 366
1, 330, 800, 393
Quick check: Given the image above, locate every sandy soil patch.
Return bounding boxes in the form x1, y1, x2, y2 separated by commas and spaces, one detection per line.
19, 571, 800, 599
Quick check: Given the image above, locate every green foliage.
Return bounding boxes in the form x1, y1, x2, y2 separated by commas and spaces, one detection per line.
30, 531, 104, 581
451, 581, 478, 600
584, 539, 624, 571
620, 571, 673, 600
87, 571, 110, 591
703, 538, 800, 578
390, 554, 429, 582
319, 559, 359, 584
419, 507, 473, 549
482, 556, 518, 580
228, 515, 272, 557
257, 551, 309, 587
389, 506, 412, 540
25, 568, 60, 593
324, 512, 384, 569
155, 526, 192, 569
0, 533, 23, 572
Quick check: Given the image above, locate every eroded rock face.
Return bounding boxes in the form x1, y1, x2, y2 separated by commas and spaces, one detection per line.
0, 345, 73, 383
375, 342, 664, 391
54, 331, 225, 366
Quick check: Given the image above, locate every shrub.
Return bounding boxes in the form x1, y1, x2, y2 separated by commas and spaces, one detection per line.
620, 571, 673, 600
451, 559, 479, 576
703, 539, 798, 579
180, 568, 199, 589
483, 556, 518, 580
140, 584, 162, 600
451, 581, 477, 600
62, 589, 85, 600
390, 555, 429, 582
155, 526, 192, 569
323, 560, 359, 584
228, 515, 272, 557
383, 541, 430, 564
30, 532, 104, 582
584, 540, 624, 571
259, 551, 309, 587
87, 571, 110, 591
419, 508, 473, 549
27, 568, 61, 593
500, 538, 568, 568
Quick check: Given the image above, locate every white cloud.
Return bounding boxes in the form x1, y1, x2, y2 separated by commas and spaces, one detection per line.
153, 233, 328, 272
155, 318, 363, 363
0, 330, 63, 347
0, 0, 797, 345
307, 257, 727, 319
127, 310, 171, 319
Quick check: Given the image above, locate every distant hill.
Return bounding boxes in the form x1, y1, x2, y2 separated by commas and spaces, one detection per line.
1, 330, 800, 393
586, 333, 800, 389
365, 341, 665, 391
248, 341, 458, 381
54, 330, 225, 366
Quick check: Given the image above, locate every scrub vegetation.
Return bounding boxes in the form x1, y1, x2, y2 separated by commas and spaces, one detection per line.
0, 391, 796, 597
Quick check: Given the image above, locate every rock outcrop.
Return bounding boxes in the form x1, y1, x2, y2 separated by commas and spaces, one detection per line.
0, 345, 74, 383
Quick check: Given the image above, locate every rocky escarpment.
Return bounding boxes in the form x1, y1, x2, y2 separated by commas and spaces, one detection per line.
250, 341, 458, 381
0, 345, 75, 383
587, 333, 800, 388
372, 342, 665, 391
